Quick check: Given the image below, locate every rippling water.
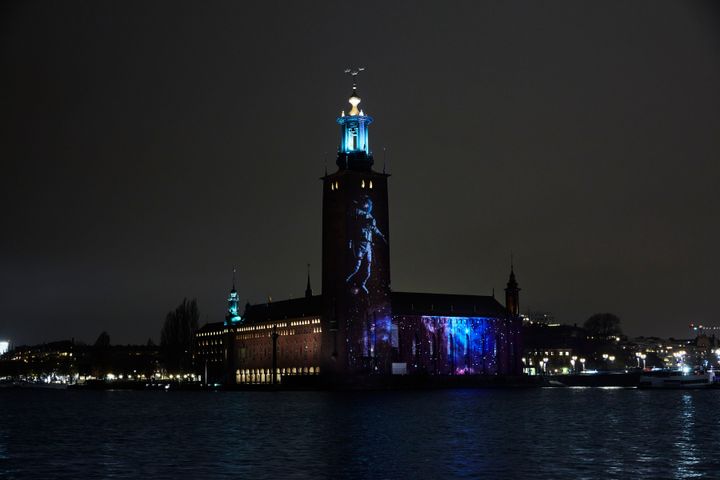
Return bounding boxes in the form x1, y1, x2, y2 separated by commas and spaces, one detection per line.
2, 387, 720, 479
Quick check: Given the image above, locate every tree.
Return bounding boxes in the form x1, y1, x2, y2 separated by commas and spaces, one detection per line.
584, 313, 622, 339
94, 331, 110, 348
92, 331, 111, 377
160, 298, 199, 372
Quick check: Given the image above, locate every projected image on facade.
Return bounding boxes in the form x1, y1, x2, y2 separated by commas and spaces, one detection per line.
346, 196, 386, 293
423, 316, 496, 375
396, 316, 499, 375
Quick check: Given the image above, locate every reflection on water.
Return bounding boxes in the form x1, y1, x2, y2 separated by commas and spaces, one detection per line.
675, 393, 699, 478
1, 389, 720, 479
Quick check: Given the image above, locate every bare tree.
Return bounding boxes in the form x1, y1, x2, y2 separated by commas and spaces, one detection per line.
584, 313, 622, 339
160, 298, 199, 372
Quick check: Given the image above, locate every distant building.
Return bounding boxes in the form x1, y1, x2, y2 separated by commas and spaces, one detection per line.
0, 340, 160, 381
194, 79, 523, 384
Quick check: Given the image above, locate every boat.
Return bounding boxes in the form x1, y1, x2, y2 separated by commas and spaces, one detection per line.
638, 369, 715, 389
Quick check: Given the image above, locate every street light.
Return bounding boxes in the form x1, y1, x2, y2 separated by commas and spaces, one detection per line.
580, 358, 586, 371
640, 353, 647, 369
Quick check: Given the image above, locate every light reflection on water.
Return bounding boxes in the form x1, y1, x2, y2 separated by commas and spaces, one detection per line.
675, 393, 700, 478
1, 388, 720, 479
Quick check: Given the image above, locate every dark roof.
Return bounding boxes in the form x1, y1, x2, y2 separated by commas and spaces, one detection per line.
391, 291, 508, 318
197, 321, 225, 333
243, 295, 323, 323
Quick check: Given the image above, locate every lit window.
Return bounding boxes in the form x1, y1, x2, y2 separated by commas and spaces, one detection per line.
369, 180, 373, 189
361, 180, 365, 188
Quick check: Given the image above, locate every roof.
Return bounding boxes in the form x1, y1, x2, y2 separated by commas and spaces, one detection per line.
197, 321, 225, 333
201, 291, 507, 327
242, 295, 323, 323
390, 291, 508, 318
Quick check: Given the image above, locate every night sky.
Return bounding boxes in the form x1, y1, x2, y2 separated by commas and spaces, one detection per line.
2, 1, 719, 345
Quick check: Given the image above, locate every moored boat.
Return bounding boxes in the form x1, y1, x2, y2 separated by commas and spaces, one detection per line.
638, 369, 715, 389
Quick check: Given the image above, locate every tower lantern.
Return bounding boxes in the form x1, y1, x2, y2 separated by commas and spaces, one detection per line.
226, 269, 242, 325
337, 67, 373, 170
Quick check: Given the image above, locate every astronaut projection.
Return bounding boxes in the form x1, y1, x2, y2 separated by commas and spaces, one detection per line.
346, 196, 386, 293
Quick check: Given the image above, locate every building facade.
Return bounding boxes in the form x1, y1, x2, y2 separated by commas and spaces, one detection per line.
194, 80, 523, 384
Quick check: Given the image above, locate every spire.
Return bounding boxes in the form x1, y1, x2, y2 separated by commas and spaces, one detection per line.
505, 255, 520, 316
305, 263, 313, 298
507, 254, 517, 288
232, 267, 237, 291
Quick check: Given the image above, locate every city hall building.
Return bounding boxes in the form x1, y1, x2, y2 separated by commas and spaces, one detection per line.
194, 80, 523, 385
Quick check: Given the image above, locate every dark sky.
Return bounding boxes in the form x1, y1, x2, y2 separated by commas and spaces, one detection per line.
2, 1, 719, 345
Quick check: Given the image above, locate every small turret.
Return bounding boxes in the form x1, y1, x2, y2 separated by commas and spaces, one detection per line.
505, 258, 521, 317
225, 268, 242, 325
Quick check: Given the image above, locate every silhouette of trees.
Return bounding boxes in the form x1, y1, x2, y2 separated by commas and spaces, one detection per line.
160, 298, 199, 372
92, 331, 111, 376
94, 331, 110, 348
584, 313, 622, 339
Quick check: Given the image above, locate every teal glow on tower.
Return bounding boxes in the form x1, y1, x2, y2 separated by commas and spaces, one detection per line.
226, 269, 242, 325
336, 82, 373, 171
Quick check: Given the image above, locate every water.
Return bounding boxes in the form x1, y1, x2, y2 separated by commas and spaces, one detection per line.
1, 388, 720, 479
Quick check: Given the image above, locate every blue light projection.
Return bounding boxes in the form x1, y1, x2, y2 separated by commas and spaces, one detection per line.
337, 114, 372, 155
419, 316, 496, 375
227, 290, 241, 324
346, 196, 386, 293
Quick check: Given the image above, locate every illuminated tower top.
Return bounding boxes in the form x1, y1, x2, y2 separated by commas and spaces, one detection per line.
337, 67, 374, 171
226, 269, 242, 325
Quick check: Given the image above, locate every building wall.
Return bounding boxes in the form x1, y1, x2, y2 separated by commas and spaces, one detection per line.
233, 317, 322, 384
194, 325, 230, 383
394, 315, 522, 375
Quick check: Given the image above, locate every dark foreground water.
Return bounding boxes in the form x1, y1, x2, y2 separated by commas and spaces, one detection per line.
2, 387, 720, 479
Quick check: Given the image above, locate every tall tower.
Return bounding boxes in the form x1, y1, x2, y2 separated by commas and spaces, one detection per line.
321, 71, 392, 375
505, 260, 520, 317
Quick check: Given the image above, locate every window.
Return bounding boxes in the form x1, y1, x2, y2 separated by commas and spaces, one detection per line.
348, 125, 358, 149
